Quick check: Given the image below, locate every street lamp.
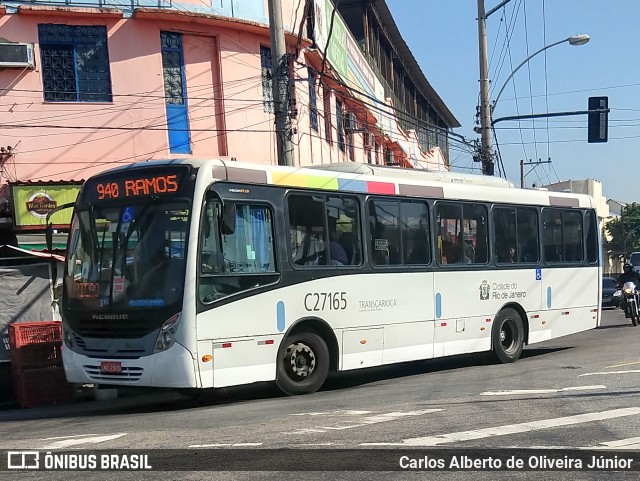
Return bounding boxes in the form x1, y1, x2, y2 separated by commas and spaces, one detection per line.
492, 34, 590, 111
477, 0, 590, 177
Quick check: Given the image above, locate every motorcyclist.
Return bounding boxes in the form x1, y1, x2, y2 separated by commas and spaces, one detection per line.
618, 263, 640, 286
617, 263, 640, 317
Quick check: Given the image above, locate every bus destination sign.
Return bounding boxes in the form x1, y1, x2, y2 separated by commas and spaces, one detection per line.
81, 167, 190, 203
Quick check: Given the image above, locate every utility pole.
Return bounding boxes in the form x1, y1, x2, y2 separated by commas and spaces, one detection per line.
477, 0, 494, 176
268, 0, 294, 166
520, 159, 524, 188
520, 159, 551, 188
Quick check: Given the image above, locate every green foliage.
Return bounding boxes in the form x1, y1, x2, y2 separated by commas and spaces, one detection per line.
605, 203, 640, 255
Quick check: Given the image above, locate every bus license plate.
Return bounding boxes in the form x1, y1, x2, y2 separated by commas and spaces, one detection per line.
100, 361, 122, 374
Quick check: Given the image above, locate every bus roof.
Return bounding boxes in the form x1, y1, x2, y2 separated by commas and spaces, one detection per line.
95, 159, 594, 209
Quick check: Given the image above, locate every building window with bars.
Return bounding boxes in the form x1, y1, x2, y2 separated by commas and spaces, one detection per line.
38, 24, 112, 102
336, 99, 345, 152
260, 45, 274, 113
308, 68, 318, 132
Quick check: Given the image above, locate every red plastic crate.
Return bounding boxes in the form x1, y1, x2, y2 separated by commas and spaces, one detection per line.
8, 322, 62, 349
12, 366, 75, 409
10, 343, 63, 370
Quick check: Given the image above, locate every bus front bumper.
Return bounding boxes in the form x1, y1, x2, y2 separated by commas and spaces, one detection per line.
62, 342, 199, 388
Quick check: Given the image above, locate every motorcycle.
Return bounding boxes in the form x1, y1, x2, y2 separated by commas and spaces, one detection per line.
620, 281, 640, 326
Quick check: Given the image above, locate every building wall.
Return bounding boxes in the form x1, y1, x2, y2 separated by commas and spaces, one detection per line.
0, 2, 451, 189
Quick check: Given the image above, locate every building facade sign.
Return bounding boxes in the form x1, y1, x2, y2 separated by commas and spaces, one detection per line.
11, 183, 82, 229
314, 0, 385, 126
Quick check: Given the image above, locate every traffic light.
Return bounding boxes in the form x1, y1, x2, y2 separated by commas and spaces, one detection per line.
588, 96, 608, 143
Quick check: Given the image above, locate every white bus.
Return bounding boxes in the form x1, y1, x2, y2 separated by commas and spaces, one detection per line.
60, 159, 601, 395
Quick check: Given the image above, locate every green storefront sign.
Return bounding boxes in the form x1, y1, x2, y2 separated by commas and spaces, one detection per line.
323, 0, 348, 79
11, 183, 81, 230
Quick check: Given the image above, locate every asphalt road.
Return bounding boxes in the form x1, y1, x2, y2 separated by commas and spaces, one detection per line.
1, 307, 640, 481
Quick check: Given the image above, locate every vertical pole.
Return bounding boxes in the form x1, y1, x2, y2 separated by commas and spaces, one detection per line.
520, 159, 524, 188
268, 0, 294, 166
477, 0, 494, 175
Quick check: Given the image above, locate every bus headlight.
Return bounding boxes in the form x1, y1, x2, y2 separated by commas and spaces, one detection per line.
153, 313, 181, 353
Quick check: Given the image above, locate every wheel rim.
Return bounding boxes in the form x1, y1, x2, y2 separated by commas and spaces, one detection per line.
284, 341, 317, 381
500, 318, 518, 354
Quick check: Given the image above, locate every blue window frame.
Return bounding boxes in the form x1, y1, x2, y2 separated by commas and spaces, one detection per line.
39, 24, 112, 102
161, 32, 191, 154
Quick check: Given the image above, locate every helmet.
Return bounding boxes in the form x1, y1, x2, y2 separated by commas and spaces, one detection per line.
624, 263, 633, 273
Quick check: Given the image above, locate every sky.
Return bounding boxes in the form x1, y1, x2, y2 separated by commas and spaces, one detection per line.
386, 0, 639, 203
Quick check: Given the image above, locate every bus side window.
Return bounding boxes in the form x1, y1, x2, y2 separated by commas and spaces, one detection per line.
517, 208, 539, 263
368, 199, 401, 266
542, 209, 563, 262
494, 207, 516, 263
465, 203, 488, 264
401, 200, 430, 265
288, 194, 327, 266
585, 210, 598, 263
435, 202, 463, 265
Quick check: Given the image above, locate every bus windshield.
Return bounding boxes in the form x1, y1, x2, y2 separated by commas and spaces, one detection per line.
65, 201, 190, 310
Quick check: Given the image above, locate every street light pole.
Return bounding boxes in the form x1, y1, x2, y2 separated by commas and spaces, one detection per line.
492, 34, 590, 111
476, 0, 590, 177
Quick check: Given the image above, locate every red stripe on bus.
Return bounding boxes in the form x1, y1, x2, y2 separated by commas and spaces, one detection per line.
367, 181, 395, 194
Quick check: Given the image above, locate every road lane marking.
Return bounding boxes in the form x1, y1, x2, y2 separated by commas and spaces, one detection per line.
599, 437, 640, 449
189, 443, 263, 448
290, 410, 372, 416
362, 407, 640, 446
282, 409, 443, 435
480, 385, 606, 396
606, 361, 640, 369
40, 434, 101, 440
40, 433, 128, 449
579, 370, 640, 376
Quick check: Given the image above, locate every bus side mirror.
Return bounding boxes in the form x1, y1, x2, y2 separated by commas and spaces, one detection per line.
220, 202, 236, 235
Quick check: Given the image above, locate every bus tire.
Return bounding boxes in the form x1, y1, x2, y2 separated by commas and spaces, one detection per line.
276, 332, 329, 396
491, 308, 524, 363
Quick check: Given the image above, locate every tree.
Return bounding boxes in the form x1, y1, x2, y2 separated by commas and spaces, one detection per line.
605, 203, 640, 256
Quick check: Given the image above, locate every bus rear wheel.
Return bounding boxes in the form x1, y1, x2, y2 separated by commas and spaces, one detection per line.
491, 308, 524, 363
276, 332, 329, 396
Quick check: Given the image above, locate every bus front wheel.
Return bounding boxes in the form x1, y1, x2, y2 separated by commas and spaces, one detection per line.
491, 308, 524, 363
276, 332, 329, 395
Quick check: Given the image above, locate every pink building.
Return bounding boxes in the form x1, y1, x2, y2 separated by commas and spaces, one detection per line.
0, 0, 459, 236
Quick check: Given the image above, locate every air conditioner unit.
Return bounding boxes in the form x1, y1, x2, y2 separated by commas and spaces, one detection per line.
0, 43, 35, 69
344, 112, 358, 132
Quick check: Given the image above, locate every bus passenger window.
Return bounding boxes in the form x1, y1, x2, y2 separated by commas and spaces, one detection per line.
368, 200, 401, 265
326, 196, 361, 266
287, 193, 361, 268
401, 201, 430, 265
288, 194, 327, 266
436, 202, 487, 265
542, 209, 563, 262
517, 208, 539, 263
